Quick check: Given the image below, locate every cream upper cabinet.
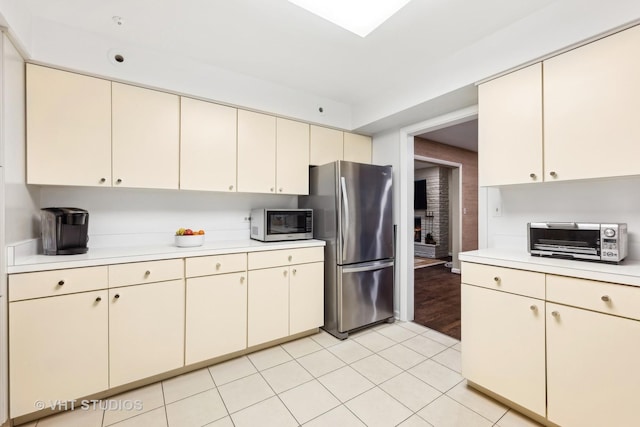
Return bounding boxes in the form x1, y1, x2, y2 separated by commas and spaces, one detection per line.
26, 64, 112, 186
9, 290, 108, 417
112, 83, 180, 189
276, 118, 310, 195
478, 63, 543, 186
310, 125, 343, 166
109, 279, 185, 387
237, 110, 277, 193
543, 25, 640, 182
461, 284, 546, 417
546, 303, 640, 426
289, 262, 324, 335
180, 97, 237, 192
343, 132, 372, 164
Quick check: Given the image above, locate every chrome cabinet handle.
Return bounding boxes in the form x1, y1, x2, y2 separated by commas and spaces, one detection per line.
493, 276, 500, 284
601, 295, 610, 302
292, 268, 297, 275
549, 171, 557, 178
95, 296, 102, 302
114, 294, 120, 299
279, 188, 283, 193
529, 173, 536, 180
288, 255, 292, 262
57, 280, 65, 286
270, 187, 274, 192
216, 263, 221, 269
229, 185, 234, 191
100, 178, 106, 183
530, 305, 537, 311
144, 270, 151, 276
551, 311, 559, 318
240, 276, 245, 283
283, 270, 288, 277
116, 178, 122, 184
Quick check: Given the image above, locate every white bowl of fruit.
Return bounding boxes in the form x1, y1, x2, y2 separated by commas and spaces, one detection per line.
175, 228, 205, 247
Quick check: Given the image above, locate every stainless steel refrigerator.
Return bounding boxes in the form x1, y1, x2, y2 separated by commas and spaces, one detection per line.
300, 161, 394, 339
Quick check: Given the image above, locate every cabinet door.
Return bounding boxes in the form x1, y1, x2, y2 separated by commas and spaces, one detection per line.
185, 273, 247, 364
309, 125, 343, 166
109, 280, 185, 387
276, 118, 309, 195
112, 83, 179, 189
461, 284, 546, 416
26, 64, 112, 186
180, 97, 238, 192
478, 63, 543, 186
544, 25, 640, 181
247, 267, 289, 347
237, 110, 276, 193
547, 303, 640, 427
9, 291, 108, 417
289, 262, 324, 335
343, 132, 372, 164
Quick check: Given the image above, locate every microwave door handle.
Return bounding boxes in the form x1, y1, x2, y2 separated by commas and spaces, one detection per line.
340, 176, 349, 263
545, 222, 578, 229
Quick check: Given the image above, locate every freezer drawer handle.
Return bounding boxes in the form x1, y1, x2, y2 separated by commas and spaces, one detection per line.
342, 261, 394, 273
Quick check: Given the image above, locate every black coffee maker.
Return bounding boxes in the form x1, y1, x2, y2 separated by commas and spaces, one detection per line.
41, 208, 89, 255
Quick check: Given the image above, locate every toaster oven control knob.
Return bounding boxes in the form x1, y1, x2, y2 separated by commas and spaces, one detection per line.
604, 228, 616, 238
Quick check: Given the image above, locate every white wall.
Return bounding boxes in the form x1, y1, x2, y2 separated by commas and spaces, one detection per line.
485, 176, 640, 260
39, 187, 298, 248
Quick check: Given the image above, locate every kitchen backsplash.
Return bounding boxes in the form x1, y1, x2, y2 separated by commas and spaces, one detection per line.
38, 186, 297, 248
485, 175, 640, 260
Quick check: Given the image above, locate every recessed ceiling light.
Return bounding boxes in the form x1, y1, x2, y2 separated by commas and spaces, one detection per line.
288, 0, 411, 37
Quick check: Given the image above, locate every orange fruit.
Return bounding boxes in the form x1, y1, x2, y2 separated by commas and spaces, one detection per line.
198, 230, 205, 235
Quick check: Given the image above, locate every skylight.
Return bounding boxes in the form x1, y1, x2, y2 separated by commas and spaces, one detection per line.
288, 0, 411, 37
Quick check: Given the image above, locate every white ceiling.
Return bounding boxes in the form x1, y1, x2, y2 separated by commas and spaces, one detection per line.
417, 119, 478, 152
3, 0, 640, 137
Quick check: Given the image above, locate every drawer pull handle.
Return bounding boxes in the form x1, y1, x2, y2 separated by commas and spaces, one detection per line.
530, 305, 537, 311
114, 294, 120, 299
95, 296, 102, 302
240, 276, 245, 283
288, 255, 293, 262
229, 185, 234, 191
57, 280, 65, 286
144, 270, 151, 276
549, 171, 557, 178
551, 311, 559, 318
529, 173, 536, 180
284, 270, 288, 277
270, 187, 274, 192
116, 178, 122, 184
100, 178, 106, 183
601, 295, 610, 302
292, 268, 297, 275
216, 263, 221, 269
493, 277, 500, 283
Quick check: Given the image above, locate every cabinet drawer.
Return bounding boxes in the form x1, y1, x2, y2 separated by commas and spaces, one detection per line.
547, 275, 640, 321
9, 266, 108, 302
248, 247, 324, 270
461, 262, 545, 299
185, 253, 247, 277
109, 259, 184, 287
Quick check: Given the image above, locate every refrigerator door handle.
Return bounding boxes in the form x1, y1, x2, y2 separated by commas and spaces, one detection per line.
342, 260, 394, 274
340, 176, 349, 262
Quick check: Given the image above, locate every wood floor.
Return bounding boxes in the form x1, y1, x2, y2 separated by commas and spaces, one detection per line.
413, 262, 461, 340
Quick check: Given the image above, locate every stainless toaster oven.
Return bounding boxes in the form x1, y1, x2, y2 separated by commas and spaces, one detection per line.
528, 222, 628, 263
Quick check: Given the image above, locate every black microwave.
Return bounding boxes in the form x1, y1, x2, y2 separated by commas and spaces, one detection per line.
250, 209, 313, 242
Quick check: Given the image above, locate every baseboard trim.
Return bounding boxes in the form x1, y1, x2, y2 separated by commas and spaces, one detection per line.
451, 268, 461, 274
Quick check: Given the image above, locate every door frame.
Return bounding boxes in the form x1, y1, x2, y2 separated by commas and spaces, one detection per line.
397, 105, 477, 322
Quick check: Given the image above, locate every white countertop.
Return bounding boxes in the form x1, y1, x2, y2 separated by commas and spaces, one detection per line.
8, 239, 326, 274
459, 248, 640, 287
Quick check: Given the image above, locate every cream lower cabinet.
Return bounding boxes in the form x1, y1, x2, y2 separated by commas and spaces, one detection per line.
461, 284, 546, 417
546, 302, 640, 427
109, 279, 185, 387
247, 247, 324, 347
9, 290, 109, 417
185, 253, 248, 364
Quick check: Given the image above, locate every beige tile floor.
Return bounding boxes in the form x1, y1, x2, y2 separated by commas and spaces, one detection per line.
20, 322, 542, 427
